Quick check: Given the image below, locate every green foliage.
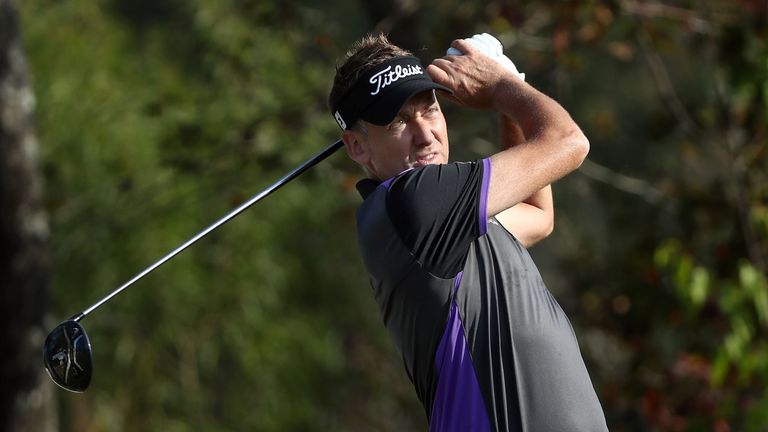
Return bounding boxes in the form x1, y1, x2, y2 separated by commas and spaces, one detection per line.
17, 0, 768, 430
22, 0, 419, 430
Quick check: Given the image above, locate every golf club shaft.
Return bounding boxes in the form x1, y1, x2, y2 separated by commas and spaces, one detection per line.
71, 140, 344, 322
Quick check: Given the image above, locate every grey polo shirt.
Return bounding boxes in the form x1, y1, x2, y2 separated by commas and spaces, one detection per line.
355, 159, 608, 431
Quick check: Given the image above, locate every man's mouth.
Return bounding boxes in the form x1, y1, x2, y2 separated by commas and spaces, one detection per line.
413, 153, 438, 166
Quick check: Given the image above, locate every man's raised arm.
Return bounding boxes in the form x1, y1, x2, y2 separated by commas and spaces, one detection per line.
427, 38, 588, 220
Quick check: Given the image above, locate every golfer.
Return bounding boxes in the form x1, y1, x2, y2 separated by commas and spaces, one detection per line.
329, 34, 608, 431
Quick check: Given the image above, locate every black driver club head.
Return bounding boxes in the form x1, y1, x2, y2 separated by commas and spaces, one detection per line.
43, 320, 93, 392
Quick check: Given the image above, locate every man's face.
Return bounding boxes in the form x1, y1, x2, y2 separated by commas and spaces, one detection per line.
348, 90, 449, 181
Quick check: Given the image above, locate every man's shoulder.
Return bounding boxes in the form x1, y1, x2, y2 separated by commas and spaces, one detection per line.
390, 161, 480, 191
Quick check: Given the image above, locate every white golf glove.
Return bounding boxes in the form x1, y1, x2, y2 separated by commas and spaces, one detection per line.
446, 33, 525, 81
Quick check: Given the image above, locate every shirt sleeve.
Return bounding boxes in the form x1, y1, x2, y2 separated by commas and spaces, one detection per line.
385, 158, 491, 279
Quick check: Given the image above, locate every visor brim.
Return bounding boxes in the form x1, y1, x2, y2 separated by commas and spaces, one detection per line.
359, 80, 452, 126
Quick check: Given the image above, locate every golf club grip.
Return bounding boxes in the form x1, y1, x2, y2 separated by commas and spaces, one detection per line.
72, 139, 344, 321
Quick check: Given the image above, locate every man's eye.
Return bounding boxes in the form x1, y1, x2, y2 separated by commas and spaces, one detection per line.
389, 118, 406, 130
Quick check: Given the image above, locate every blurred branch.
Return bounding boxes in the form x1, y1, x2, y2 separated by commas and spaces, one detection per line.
578, 159, 663, 204
372, 0, 417, 35
635, 27, 698, 135
736, 183, 766, 273
712, 65, 767, 273
503, 9, 552, 52
619, 0, 737, 29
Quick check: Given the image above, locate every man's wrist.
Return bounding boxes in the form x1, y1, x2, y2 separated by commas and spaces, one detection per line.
490, 75, 527, 114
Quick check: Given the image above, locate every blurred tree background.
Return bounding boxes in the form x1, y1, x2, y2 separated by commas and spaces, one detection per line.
3, 0, 765, 430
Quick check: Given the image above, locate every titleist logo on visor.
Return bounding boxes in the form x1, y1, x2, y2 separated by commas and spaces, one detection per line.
369, 64, 423, 96
331, 56, 448, 130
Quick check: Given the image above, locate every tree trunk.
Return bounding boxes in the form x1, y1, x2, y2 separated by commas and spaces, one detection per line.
0, 0, 57, 430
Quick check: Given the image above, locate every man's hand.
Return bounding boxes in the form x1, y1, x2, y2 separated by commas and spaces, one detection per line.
427, 39, 517, 110
445, 33, 526, 82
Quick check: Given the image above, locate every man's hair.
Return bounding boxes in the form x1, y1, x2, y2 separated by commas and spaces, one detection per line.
328, 33, 414, 124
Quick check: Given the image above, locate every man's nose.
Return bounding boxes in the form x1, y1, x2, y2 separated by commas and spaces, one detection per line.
411, 118, 433, 147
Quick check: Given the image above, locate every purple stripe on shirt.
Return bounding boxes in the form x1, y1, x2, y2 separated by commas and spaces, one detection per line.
381, 167, 416, 190
381, 177, 396, 189
430, 272, 491, 432
478, 158, 492, 236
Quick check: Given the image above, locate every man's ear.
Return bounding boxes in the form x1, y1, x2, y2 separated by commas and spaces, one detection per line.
342, 129, 370, 166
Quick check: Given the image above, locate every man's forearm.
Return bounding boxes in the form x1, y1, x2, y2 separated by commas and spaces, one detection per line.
498, 114, 553, 210
497, 113, 555, 246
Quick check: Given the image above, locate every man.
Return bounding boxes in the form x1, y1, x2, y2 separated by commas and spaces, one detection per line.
329, 33, 608, 431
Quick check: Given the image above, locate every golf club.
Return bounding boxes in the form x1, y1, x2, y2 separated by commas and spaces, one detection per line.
43, 139, 344, 392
